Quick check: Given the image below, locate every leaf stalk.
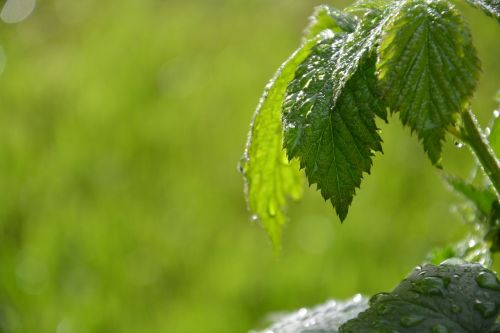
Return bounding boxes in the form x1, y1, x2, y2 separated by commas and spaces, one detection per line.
460, 109, 500, 196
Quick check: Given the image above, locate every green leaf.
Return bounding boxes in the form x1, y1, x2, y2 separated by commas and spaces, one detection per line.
489, 109, 500, 157
377, 0, 481, 164
340, 263, 500, 332
253, 295, 368, 333
304, 5, 357, 40
345, 0, 392, 14
241, 37, 323, 249
427, 237, 492, 267
445, 175, 497, 216
464, 0, 500, 22
282, 35, 385, 220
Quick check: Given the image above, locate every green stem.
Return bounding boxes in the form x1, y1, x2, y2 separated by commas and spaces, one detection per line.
461, 109, 500, 196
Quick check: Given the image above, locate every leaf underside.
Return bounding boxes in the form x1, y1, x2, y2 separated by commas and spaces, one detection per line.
464, 0, 500, 22
283, 36, 385, 221
241, 39, 320, 248
377, 0, 480, 164
340, 263, 500, 332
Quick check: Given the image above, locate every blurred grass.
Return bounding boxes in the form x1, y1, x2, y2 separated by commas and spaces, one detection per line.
0, 0, 498, 332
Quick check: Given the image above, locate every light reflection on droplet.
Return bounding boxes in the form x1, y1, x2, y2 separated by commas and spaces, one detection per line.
1, 0, 36, 24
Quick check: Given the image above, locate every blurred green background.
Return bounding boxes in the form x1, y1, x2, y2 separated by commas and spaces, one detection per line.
0, 0, 499, 332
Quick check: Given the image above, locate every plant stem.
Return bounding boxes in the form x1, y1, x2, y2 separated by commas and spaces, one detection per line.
461, 109, 500, 196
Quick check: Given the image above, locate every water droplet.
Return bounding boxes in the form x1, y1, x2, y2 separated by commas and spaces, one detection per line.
432, 324, 449, 333
250, 215, 259, 223
353, 294, 362, 303
451, 304, 461, 313
493, 110, 500, 118
455, 141, 464, 148
485, 127, 491, 136
369, 292, 390, 305
475, 271, 500, 291
400, 314, 424, 327
468, 239, 477, 248
413, 276, 446, 296
376, 303, 390, 315
474, 299, 497, 318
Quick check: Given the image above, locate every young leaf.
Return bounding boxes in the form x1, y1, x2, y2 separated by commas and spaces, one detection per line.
340, 263, 500, 332
282, 36, 385, 220
304, 5, 357, 40
241, 37, 323, 248
464, 0, 500, 22
445, 175, 497, 216
489, 109, 500, 157
377, 0, 481, 164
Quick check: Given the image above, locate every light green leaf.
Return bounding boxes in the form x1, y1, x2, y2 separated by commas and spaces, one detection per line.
304, 5, 358, 40
445, 175, 497, 216
377, 0, 481, 164
464, 0, 500, 22
489, 109, 500, 157
282, 35, 385, 221
340, 263, 500, 332
241, 36, 325, 249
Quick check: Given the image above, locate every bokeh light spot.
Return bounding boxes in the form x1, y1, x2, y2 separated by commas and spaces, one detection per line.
1, 0, 36, 24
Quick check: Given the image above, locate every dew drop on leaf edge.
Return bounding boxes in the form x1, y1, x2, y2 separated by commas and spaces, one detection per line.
475, 271, 500, 291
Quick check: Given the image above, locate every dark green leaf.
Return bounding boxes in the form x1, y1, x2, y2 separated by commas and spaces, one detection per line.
377, 0, 481, 164
445, 175, 497, 216
464, 0, 500, 22
304, 5, 357, 40
241, 37, 323, 248
340, 263, 500, 332
282, 35, 385, 220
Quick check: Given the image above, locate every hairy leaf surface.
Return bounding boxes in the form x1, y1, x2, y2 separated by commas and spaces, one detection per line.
340, 263, 500, 332
305, 5, 358, 40
377, 0, 481, 164
282, 36, 385, 220
241, 37, 323, 248
465, 0, 500, 22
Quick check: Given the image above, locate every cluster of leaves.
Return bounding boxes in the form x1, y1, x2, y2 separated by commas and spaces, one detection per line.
256, 262, 500, 332
240, 0, 500, 249
242, 0, 500, 331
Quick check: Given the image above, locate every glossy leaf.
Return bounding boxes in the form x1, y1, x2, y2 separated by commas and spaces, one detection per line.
340, 263, 500, 332
377, 0, 481, 164
282, 36, 385, 220
304, 5, 357, 40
